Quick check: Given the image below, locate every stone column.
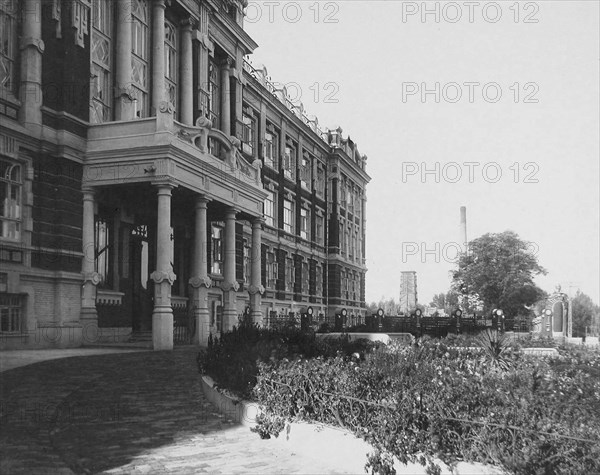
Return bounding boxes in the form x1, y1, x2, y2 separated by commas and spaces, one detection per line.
220, 58, 232, 135
151, 0, 166, 114
221, 207, 239, 331
189, 196, 212, 346
19, 0, 44, 130
248, 217, 265, 325
150, 184, 176, 350
179, 18, 194, 125
115, 0, 133, 120
81, 188, 100, 332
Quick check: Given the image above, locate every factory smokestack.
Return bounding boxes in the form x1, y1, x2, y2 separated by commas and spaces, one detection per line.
460, 206, 467, 253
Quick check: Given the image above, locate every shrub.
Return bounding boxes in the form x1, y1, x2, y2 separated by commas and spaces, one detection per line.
197, 320, 382, 399
252, 337, 600, 475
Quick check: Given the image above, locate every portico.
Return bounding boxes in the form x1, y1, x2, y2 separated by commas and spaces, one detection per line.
81, 101, 265, 350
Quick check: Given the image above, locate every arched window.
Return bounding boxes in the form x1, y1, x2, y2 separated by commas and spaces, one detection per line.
0, 159, 21, 241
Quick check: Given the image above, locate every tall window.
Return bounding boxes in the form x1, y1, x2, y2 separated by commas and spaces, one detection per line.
300, 154, 311, 189
283, 199, 294, 234
91, 0, 113, 123
94, 217, 111, 287
0, 160, 21, 240
315, 264, 323, 297
263, 127, 279, 169
263, 191, 275, 227
315, 215, 324, 245
208, 58, 220, 123
211, 225, 223, 274
340, 178, 347, 207
267, 251, 277, 289
300, 208, 309, 240
266, 251, 277, 288
240, 112, 255, 156
164, 19, 177, 114
132, 0, 149, 118
316, 164, 325, 196
283, 142, 296, 180
0, 0, 17, 95
301, 262, 309, 295
285, 257, 294, 292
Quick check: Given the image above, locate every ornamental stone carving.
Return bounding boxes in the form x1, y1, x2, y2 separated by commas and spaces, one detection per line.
83, 271, 102, 286
247, 284, 265, 296
189, 276, 213, 289
221, 281, 240, 292
150, 270, 177, 285
20, 37, 45, 54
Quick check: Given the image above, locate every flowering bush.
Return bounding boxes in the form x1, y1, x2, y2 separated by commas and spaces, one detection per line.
252, 337, 600, 475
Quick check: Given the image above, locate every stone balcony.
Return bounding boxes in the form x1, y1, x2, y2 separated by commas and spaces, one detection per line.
83, 102, 265, 216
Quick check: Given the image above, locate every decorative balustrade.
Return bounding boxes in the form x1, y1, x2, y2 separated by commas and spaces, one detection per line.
175, 116, 262, 187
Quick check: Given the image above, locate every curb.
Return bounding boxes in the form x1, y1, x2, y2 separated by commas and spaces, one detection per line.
200, 375, 260, 427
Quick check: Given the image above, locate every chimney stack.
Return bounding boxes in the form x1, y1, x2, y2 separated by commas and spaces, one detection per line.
460, 206, 467, 252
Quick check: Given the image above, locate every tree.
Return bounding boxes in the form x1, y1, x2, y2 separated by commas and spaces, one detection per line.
571, 291, 600, 337
430, 291, 459, 315
451, 231, 547, 317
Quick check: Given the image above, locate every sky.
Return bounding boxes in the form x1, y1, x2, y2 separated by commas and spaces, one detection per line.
244, 0, 600, 306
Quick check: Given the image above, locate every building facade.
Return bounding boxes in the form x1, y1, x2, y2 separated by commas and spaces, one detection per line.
0, 0, 369, 350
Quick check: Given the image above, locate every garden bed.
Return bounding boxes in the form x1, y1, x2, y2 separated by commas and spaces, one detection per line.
198, 325, 600, 475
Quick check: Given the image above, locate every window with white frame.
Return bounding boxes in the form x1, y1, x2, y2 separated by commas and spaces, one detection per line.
315, 214, 324, 245
0, 0, 17, 95
90, 0, 113, 123
285, 257, 294, 292
164, 19, 178, 116
211, 225, 223, 274
267, 251, 277, 288
131, 0, 150, 118
0, 160, 21, 241
283, 142, 296, 180
263, 127, 279, 169
300, 208, 309, 240
263, 190, 275, 227
300, 153, 311, 189
283, 199, 294, 234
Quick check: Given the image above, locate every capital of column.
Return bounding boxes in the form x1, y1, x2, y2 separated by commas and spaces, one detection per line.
181, 17, 197, 30
153, 182, 176, 194
224, 206, 239, 219
82, 187, 96, 201
189, 276, 212, 289
151, 270, 177, 285
221, 56, 234, 70
247, 284, 265, 295
19, 37, 45, 54
252, 216, 265, 228
221, 281, 240, 292
153, 0, 169, 10
195, 195, 210, 208
83, 271, 102, 286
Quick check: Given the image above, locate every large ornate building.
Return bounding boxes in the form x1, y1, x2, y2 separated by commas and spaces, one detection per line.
0, 0, 370, 350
